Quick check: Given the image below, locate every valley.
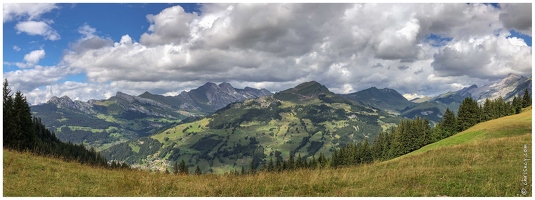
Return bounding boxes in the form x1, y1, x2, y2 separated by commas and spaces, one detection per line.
29, 74, 532, 173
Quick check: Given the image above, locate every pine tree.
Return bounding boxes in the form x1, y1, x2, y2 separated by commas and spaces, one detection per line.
288, 153, 295, 170
249, 160, 255, 174
12, 91, 37, 151
296, 153, 303, 169
195, 165, 202, 175
523, 88, 531, 108
457, 97, 480, 132
3, 79, 14, 148
268, 157, 274, 172
178, 160, 188, 175
513, 95, 523, 114
360, 138, 373, 163
275, 156, 281, 172
440, 108, 457, 138
174, 161, 179, 175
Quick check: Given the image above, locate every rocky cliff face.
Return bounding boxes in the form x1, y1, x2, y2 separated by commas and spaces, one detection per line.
469, 74, 532, 103
175, 82, 273, 112
47, 96, 96, 114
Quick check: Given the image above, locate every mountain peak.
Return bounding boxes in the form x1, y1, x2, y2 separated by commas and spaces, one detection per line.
140, 91, 152, 96
343, 86, 414, 111
274, 81, 332, 102
219, 82, 233, 88
201, 82, 218, 88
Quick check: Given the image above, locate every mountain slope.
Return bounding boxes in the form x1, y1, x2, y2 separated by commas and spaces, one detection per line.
400, 73, 532, 121
30, 83, 271, 150
5, 107, 530, 196
101, 81, 401, 172
342, 87, 416, 112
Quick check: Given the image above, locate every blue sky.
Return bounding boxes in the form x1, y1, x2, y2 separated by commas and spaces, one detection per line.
4, 3, 201, 74
2, 3, 533, 105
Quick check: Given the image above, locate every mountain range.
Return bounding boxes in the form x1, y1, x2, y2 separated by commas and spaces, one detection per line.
31, 83, 272, 149
100, 81, 401, 172
30, 73, 531, 172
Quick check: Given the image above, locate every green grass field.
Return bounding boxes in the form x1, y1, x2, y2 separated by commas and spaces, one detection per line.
3, 107, 532, 197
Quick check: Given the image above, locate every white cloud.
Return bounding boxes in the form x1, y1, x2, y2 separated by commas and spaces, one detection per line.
25, 81, 117, 105
431, 32, 532, 79
23, 49, 45, 66
17, 3, 532, 104
4, 65, 80, 93
13, 45, 21, 51
15, 20, 60, 40
3, 3, 58, 23
403, 93, 426, 101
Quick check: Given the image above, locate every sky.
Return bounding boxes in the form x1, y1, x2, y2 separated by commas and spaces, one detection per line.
2, 3, 533, 105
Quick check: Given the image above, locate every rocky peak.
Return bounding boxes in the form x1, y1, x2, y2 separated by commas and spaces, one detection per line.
218, 82, 236, 94
115, 91, 135, 103
499, 73, 523, 86
47, 95, 73, 105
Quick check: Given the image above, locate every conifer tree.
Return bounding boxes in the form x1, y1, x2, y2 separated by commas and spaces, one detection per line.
174, 161, 179, 175
193, 165, 201, 175
178, 160, 188, 175
513, 95, 523, 114
275, 157, 281, 172
288, 153, 295, 170
457, 97, 480, 132
249, 160, 255, 174
3, 79, 14, 148
523, 88, 531, 108
268, 157, 274, 172
296, 153, 303, 169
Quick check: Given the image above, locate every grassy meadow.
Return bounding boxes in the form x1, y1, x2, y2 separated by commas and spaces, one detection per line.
3, 107, 532, 197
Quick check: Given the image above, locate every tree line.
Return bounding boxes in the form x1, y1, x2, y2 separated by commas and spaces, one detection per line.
3, 79, 129, 169
206, 89, 532, 175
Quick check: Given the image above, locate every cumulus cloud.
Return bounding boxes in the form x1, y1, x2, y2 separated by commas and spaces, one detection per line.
23, 49, 45, 66
140, 6, 198, 46
15, 20, 60, 40
17, 3, 532, 104
3, 3, 58, 23
24, 81, 116, 105
500, 3, 532, 36
431, 32, 532, 79
4, 65, 80, 93
13, 45, 21, 51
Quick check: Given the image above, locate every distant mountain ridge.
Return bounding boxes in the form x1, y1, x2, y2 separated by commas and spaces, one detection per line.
31, 82, 272, 150
341, 87, 416, 112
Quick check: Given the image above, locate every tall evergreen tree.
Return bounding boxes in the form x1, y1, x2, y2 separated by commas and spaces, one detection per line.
12, 91, 37, 150
275, 156, 281, 172
178, 160, 188, 175
249, 160, 255, 174
513, 95, 523, 114
268, 157, 274, 172
288, 153, 295, 170
194, 165, 202, 175
295, 153, 304, 169
523, 88, 531, 108
174, 161, 179, 175
457, 97, 480, 132
440, 108, 457, 138
3, 79, 14, 148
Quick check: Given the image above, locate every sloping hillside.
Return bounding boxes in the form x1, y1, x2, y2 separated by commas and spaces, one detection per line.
4, 107, 531, 197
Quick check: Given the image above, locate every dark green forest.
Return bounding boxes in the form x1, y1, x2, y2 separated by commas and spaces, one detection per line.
3, 79, 129, 169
